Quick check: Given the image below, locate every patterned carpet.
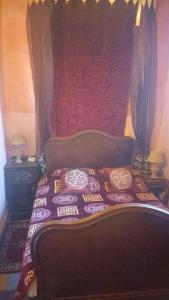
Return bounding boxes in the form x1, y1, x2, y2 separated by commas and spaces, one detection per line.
0, 221, 29, 274
0, 273, 20, 299
0, 221, 29, 299
0, 290, 15, 300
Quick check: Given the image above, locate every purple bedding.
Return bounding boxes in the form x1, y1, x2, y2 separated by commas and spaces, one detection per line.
15, 167, 168, 300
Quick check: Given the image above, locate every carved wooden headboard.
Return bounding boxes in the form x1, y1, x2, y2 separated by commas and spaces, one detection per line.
44, 130, 135, 172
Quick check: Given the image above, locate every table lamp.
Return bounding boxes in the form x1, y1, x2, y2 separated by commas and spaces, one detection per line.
10, 134, 27, 163
147, 150, 165, 177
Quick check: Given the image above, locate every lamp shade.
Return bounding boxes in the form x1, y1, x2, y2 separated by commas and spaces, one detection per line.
147, 150, 165, 164
10, 134, 27, 146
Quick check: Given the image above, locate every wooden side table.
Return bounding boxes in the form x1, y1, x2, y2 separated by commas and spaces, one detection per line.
132, 169, 169, 205
4, 160, 41, 220
142, 175, 169, 205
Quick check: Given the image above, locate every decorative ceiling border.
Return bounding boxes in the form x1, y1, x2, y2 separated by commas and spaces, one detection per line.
27, 0, 156, 11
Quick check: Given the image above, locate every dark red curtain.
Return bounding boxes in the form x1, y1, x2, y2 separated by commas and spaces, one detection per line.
27, 1, 54, 153
51, 0, 135, 137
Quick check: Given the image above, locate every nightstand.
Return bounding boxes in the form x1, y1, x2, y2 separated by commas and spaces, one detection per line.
4, 160, 41, 220
142, 175, 169, 205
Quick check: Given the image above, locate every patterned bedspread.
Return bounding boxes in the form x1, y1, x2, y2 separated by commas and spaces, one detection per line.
14, 167, 168, 300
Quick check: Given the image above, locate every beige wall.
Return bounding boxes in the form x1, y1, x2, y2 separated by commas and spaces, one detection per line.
1, 0, 169, 179
1, 0, 35, 156
0, 1, 7, 222
151, 0, 169, 178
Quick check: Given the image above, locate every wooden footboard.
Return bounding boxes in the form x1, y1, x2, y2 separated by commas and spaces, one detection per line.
31, 204, 169, 300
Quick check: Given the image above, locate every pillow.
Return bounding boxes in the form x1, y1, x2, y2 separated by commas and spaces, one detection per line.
103, 167, 133, 190
64, 169, 89, 190
51, 168, 106, 194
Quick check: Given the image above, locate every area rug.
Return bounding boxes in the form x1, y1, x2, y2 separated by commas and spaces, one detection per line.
0, 221, 29, 274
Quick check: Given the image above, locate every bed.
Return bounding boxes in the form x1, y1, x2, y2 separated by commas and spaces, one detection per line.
15, 130, 169, 300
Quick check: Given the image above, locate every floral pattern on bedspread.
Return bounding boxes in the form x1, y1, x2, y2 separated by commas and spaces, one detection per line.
14, 168, 169, 300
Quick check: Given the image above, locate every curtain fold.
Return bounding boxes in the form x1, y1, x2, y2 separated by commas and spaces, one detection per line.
130, 7, 157, 156
27, 0, 54, 154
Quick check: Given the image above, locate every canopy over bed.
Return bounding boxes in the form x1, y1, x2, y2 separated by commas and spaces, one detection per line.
27, 0, 156, 157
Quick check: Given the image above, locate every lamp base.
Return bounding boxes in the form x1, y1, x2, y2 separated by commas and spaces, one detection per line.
15, 155, 22, 163
155, 168, 163, 177
150, 163, 163, 177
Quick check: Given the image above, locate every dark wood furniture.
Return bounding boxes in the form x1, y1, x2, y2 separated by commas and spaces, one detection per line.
32, 205, 169, 300
30, 130, 169, 300
133, 171, 169, 205
144, 176, 169, 205
4, 160, 40, 220
44, 130, 135, 172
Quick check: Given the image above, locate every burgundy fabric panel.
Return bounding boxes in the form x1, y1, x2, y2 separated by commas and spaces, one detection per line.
51, 0, 135, 136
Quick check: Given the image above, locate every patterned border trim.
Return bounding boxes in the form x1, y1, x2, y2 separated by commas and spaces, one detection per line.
27, 0, 156, 10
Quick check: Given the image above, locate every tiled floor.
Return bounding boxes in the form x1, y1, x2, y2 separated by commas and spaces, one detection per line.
0, 273, 20, 300
0, 290, 15, 300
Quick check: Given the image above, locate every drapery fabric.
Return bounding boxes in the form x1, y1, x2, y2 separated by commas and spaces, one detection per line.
130, 7, 156, 156
51, 0, 135, 136
27, 0, 157, 11
27, 0, 156, 153
27, 0, 54, 154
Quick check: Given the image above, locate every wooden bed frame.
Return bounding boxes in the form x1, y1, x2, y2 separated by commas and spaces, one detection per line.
31, 130, 169, 300
44, 130, 135, 172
